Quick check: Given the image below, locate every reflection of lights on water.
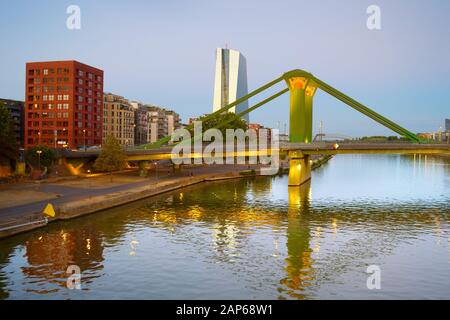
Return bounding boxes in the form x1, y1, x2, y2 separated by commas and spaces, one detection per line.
272, 238, 280, 257
179, 192, 184, 201
312, 227, 322, 254
331, 218, 338, 238
130, 240, 139, 256
38, 236, 43, 241
86, 238, 91, 253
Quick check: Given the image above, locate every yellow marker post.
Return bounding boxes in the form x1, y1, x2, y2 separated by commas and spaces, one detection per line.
43, 203, 56, 218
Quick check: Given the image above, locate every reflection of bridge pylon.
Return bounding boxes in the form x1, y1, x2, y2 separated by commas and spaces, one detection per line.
281, 181, 314, 299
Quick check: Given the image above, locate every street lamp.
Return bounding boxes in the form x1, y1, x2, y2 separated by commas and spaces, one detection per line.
37, 131, 41, 145
36, 150, 43, 170
54, 129, 57, 149
83, 129, 86, 152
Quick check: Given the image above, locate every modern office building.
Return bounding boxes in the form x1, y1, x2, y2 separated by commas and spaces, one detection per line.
25, 60, 104, 149
445, 118, 450, 132
212, 48, 249, 122
0, 98, 24, 147
103, 93, 135, 146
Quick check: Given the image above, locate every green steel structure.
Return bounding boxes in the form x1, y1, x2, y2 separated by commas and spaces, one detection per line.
139, 69, 422, 149
137, 69, 423, 186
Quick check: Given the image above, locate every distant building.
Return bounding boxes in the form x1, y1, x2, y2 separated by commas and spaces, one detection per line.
146, 106, 181, 143
248, 123, 272, 143
25, 60, 104, 149
103, 93, 135, 146
166, 110, 180, 136
445, 118, 450, 132
0, 98, 24, 147
212, 48, 249, 122
148, 106, 167, 143
131, 101, 150, 145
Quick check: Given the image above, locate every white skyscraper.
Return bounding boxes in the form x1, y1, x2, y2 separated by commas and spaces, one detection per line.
212, 48, 249, 122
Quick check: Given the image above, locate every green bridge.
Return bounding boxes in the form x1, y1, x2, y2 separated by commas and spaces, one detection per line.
66, 69, 449, 186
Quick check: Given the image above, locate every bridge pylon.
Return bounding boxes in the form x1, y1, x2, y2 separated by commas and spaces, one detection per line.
284, 70, 317, 186
288, 151, 311, 186
284, 70, 318, 144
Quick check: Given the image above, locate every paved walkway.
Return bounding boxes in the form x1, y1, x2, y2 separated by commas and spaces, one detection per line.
0, 164, 268, 225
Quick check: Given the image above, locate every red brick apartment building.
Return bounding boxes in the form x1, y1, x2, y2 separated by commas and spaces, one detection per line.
25, 61, 104, 149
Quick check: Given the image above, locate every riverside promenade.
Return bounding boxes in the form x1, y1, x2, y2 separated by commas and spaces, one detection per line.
0, 164, 277, 239
0, 155, 331, 239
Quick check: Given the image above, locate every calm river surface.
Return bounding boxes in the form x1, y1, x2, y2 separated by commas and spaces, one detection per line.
0, 154, 449, 299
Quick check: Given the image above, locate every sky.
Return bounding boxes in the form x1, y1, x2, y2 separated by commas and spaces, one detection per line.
0, 0, 449, 137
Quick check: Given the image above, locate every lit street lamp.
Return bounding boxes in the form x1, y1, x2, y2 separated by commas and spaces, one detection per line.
36, 150, 43, 170
83, 129, 86, 152
37, 131, 41, 145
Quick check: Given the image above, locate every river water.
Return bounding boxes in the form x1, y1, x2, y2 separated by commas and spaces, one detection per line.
0, 154, 449, 299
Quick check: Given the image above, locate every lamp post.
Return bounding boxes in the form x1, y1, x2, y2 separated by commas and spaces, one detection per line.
54, 129, 57, 149
83, 129, 86, 152
36, 150, 43, 170
37, 131, 41, 145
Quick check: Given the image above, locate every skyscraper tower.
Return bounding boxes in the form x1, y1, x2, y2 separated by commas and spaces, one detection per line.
212, 48, 249, 122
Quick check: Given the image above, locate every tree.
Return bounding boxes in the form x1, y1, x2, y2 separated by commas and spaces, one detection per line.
94, 136, 127, 174
194, 112, 248, 136
25, 145, 56, 169
0, 101, 19, 160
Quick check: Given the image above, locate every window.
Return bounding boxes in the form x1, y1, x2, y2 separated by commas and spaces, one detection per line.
49, 95, 54, 101
57, 95, 62, 100
43, 95, 48, 101
57, 104, 62, 110
78, 79, 83, 85
63, 112, 69, 118
63, 104, 69, 109
78, 96, 83, 102
63, 95, 69, 101
78, 70, 84, 77
43, 69, 48, 75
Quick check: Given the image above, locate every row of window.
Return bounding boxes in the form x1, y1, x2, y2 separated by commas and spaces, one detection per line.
43, 94, 70, 101
77, 70, 102, 82
28, 68, 70, 76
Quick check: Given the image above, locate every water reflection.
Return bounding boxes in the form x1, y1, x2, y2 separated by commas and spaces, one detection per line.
0, 155, 449, 299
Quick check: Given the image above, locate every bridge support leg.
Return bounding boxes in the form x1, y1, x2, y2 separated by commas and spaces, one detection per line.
285, 77, 316, 143
288, 153, 311, 186
138, 161, 148, 177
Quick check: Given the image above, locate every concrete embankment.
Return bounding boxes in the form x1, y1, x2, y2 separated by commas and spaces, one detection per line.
0, 155, 333, 239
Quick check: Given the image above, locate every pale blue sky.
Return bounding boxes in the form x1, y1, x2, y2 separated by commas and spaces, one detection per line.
1, 0, 449, 136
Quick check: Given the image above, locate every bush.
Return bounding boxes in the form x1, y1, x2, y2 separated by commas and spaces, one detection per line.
94, 136, 127, 173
